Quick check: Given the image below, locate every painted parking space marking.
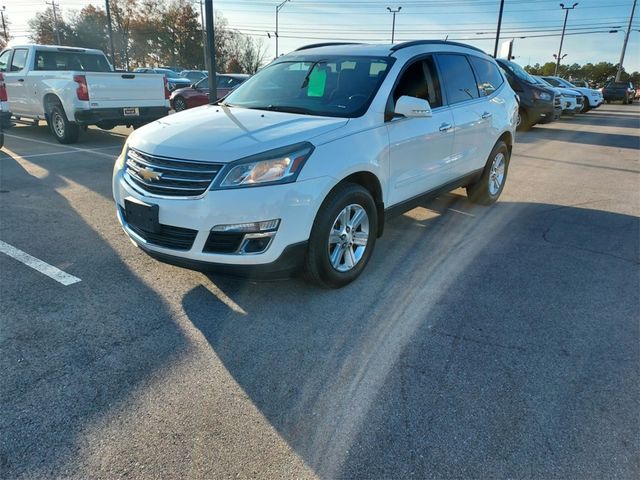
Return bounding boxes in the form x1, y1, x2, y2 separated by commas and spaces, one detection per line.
0, 240, 81, 286
0, 145, 121, 160
3, 132, 121, 158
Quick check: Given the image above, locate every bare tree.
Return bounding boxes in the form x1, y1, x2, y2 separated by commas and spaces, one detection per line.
239, 35, 268, 74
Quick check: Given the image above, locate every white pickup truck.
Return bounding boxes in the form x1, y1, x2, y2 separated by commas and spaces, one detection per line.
0, 44, 170, 144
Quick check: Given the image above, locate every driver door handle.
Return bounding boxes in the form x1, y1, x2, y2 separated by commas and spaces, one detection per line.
481, 112, 492, 119
439, 123, 453, 132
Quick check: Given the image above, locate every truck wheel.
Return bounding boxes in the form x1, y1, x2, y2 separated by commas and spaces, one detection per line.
466, 140, 510, 206
48, 105, 80, 144
305, 183, 377, 288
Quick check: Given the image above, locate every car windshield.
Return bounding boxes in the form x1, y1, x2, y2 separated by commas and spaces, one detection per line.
533, 76, 553, 88
500, 60, 538, 84
221, 56, 393, 118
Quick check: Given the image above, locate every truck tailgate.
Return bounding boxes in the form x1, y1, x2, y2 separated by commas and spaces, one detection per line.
84, 72, 165, 106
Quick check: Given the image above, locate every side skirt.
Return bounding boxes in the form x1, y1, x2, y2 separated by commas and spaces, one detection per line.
383, 169, 483, 219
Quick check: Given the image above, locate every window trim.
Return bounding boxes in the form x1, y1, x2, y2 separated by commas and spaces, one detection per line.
434, 53, 481, 106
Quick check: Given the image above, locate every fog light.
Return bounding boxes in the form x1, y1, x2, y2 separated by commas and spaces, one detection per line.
211, 219, 280, 233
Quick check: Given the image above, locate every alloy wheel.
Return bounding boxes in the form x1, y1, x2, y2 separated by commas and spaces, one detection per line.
488, 152, 506, 196
327, 204, 369, 272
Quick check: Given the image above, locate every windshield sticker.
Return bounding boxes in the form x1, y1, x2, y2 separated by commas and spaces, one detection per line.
307, 67, 327, 97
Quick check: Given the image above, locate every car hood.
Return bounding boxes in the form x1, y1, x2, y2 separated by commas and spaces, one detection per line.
555, 87, 581, 97
129, 105, 349, 163
572, 87, 601, 96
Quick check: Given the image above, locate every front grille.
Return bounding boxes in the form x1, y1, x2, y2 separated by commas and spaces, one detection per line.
576, 96, 583, 105
554, 95, 561, 107
125, 148, 223, 197
203, 232, 244, 253
121, 207, 197, 250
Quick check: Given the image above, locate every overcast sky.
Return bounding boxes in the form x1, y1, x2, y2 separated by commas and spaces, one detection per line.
6, 0, 640, 72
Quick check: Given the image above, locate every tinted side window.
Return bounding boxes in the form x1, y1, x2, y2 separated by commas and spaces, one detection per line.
10, 49, 28, 72
0, 50, 11, 72
437, 54, 479, 104
392, 56, 442, 108
469, 56, 504, 96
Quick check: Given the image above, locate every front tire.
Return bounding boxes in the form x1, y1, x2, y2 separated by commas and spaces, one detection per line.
516, 109, 530, 131
173, 96, 187, 112
467, 141, 510, 206
48, 105, 80, 144
581, 96, 590, 113
305, 183, 378, 288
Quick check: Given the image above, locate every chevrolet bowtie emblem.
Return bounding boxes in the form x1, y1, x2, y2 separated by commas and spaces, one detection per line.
138, 167, 163, 182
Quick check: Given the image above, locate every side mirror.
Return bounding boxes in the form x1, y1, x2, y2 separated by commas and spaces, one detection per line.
394, 96, 432, 118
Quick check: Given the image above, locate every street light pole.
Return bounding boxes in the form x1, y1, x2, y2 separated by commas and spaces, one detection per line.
616, 0, 637, 81
555, 2, 578, 76
197, 0, 208, 70
275, 0, 290, 58
386, 6, 402, 43
493, 0, 505, 57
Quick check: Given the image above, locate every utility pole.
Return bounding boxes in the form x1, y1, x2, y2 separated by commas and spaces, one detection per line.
275, 0, 290, 58
198, 0, 208, 70
46, 1, 61, 45
1, 6, 7, 45
386, 6, 402, 43
555, 2, 578, 76
104, 0, 116, 69
616, 0, 637, 81
493, 0, 505, 57
204, 0, 216, 103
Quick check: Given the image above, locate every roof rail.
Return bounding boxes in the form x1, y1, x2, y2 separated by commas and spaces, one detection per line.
294, 42, 363, 52
390, 40, 486, 55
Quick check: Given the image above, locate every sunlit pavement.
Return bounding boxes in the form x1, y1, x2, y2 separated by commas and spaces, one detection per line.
1, 104, 638, 479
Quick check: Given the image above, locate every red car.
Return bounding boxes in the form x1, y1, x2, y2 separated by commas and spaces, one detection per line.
170, 74, 250, 111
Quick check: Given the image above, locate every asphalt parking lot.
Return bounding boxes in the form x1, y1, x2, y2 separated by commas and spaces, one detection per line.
1, 104, 639, 479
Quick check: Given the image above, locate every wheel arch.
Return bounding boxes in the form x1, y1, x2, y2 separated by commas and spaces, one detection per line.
497, 130, 513, 157
43, 93, 65, 118
332, 171, 385, 238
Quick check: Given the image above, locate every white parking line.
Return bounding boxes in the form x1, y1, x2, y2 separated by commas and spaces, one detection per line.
3, 132, 120, 158
0, 145, 120, 160
0, 240, 81, 286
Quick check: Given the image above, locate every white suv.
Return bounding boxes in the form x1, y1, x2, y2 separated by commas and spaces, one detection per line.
113, 41, 518, 288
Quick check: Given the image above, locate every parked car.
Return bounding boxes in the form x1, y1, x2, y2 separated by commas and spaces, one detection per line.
540, 76, 603, 112
602, 81, 635, 104
180, 69, 207, 82
134, 67, 191, 91
496, 58, 557, 131
533, 75, 583, 115
160, 66, 184, 73
113, 40, 518, 287
0, 45, 170, 144
570, 80, 589, 88
0, 72, 13, 148
170, 74, 249, 111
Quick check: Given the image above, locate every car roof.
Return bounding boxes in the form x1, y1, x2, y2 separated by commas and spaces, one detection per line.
6, 44, 104, 55
281, 40, 490, 60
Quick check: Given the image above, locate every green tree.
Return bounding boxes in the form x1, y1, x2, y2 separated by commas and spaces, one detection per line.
28, 6, 74, 45
68, 5, 108, 52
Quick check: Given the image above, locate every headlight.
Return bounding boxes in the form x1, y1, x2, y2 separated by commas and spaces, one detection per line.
214, 142, 314, 189
533, 89, 552, 101
115, 142, 128, 169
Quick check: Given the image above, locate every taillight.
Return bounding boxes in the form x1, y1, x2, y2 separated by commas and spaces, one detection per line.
163, 76, 171, 99
74, 74, 89, 101
0, 73, 7, 102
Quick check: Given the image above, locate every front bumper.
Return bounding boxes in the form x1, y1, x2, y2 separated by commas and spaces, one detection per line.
74, 107, 169, 126
113, 166, 333, 272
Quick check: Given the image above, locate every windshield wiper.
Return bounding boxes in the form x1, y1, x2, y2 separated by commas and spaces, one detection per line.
260, 105, 316, 115
300, 60, 327, 89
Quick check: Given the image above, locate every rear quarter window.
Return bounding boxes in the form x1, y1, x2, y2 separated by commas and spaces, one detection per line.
469, 56, 504, 96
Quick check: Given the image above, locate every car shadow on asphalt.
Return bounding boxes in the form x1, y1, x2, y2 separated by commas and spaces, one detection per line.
182, 198, 640, 478
1, 149, 190, 478
519, 126, 640, 150
555, 114, 640, 129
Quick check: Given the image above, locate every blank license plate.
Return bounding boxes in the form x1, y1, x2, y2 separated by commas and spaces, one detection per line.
123, 107, 139, 116
125, 198, 159, 233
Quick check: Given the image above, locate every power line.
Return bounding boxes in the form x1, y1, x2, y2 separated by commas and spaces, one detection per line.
45, 0, 61, 44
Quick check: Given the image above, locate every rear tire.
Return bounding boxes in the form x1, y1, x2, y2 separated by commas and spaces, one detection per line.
305, 183, 377, 288
467, 141, 510, 206
48, 105, 80, 144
